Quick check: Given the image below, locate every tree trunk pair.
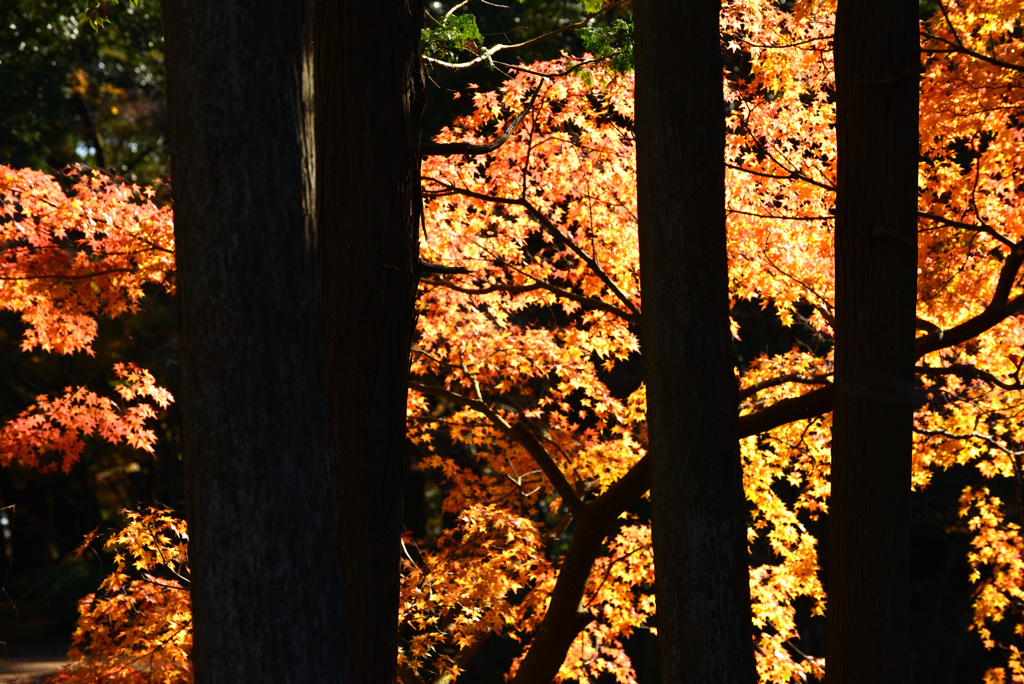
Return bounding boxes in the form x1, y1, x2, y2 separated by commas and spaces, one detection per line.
163, 2, 422, 681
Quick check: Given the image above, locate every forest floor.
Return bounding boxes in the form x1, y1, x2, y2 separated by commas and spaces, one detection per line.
0, 641, 66, 683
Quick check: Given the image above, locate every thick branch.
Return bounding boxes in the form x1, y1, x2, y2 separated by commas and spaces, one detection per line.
738, 386, 834, 437
915, 244, 1024, 358
738, 373, 833, 401
510, 448, 651, 684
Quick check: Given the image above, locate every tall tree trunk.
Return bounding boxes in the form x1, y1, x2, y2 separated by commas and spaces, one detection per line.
163, 2, 348, 682
314, 2, 425, 682
827, 0, 919, 681
634, 1, 757, 681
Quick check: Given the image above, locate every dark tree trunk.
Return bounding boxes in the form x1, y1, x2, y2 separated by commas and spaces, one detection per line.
827, 0, 919, 681
634, 1, 757, 682
314, 2, 424, 682
163, 2, 348, 682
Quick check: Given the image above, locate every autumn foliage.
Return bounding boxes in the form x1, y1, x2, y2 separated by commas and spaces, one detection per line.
2, 0, 1023, 681
412, 0, 1024, 679
0, 162, 179, 677
63, 509, 190, 683
0, 163, 174, 473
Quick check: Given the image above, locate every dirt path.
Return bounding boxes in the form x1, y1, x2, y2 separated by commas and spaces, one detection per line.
0, 643, 65, 683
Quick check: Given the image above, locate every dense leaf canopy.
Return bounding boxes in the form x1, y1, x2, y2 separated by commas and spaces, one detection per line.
2, 0, 1023, 681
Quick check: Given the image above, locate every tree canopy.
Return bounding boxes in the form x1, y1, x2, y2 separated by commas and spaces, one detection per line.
1, 0, 1023, 681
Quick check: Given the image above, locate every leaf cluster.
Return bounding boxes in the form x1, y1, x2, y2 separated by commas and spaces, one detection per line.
422, 14, 486, 63
578, 19, 634, 73
63, 507, 190, 683
0, 164, 174, 471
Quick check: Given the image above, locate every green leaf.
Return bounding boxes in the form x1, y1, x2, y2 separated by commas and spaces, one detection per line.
422, 13, 485, 63
578, 19, 634, 72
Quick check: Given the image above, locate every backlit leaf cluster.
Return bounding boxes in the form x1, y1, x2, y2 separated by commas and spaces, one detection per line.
5, 0, 1023, 680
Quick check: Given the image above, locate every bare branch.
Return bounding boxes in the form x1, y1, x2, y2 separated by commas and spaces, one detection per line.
422, 1, 632, 71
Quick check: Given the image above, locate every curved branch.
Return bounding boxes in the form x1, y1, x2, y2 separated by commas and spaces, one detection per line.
422, 83, 544, 157
918, 210, 1015, 248
922, 32, 1024, 74
420, 275, 638, 323
915, 244, 1024, 358
422, 1, 632, 72
408, 380, 583, 512
738, 372, 833, 401
916, 363, 1024, 391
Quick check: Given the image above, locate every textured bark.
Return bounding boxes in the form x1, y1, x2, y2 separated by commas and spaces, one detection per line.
314, 2, 424, 682
163, 3, 347, 682
827, 1, 919, 681
634, 1, 757, 682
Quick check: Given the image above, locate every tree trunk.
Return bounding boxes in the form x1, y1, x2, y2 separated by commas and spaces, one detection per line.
314, 2, 425, 682
634, 1, 757, 682
163, 2, 348, 682
827, 0, 919, 681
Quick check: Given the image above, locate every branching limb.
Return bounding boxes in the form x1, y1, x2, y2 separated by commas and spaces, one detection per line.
521, 199, 641, 319
738, 372, 833, 402
422, 1, 631, 72
408, 380, 584, 512
915, 243, 1024, 358
922, 32, 1024, 74
422, 83, 544, 157
422, 176, 641, 320
916, 363, 1024, 391
918, 211, 1015, 248
420, 275, 638, 323
510, 447, 650, 683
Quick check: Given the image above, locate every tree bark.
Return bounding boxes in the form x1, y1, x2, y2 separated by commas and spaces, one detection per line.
634, 1, 757, 682
827, 0, 919, 681
163, 2, 348, 682
315, 2, 425, 682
